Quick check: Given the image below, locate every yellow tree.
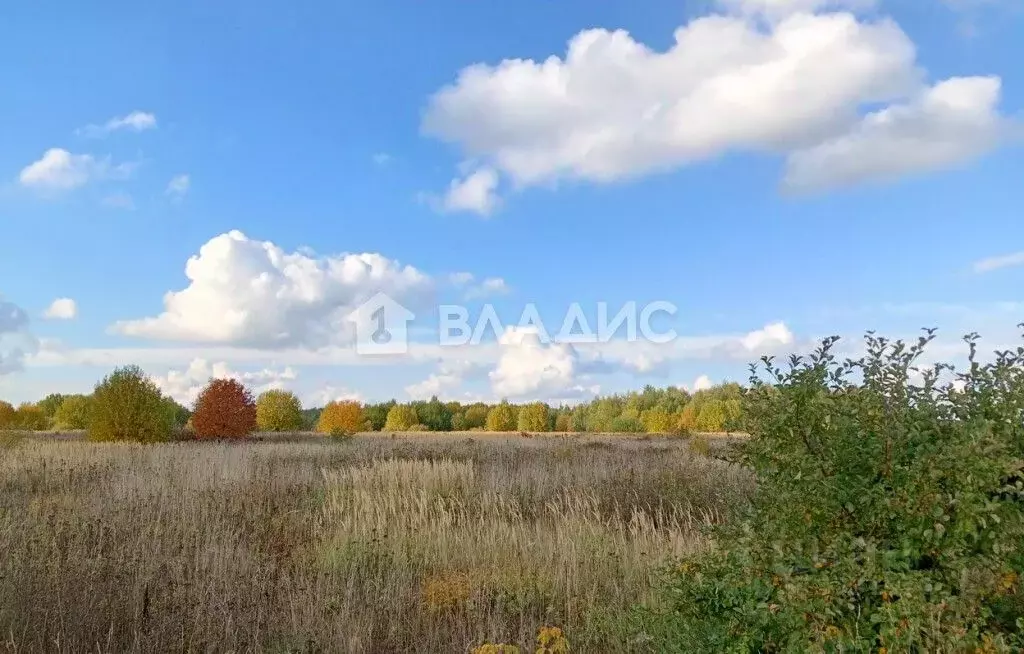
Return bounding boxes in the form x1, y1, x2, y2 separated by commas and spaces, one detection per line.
517, 402, 549, 432
15, 403, 48, 431
0, 400, 15, 429
256, 389, 304, 432
383, 404, 418, 430
54, 395, 93, 430
318, 401, 365, 434
486, 401, 516, 431
641, 408, 673, 433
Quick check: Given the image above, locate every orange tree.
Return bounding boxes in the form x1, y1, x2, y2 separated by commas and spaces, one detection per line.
317, 400, 364, 434
191, 379, 257, 439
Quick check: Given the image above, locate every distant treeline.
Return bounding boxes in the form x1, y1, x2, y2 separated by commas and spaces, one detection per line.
0, 381, 743, 435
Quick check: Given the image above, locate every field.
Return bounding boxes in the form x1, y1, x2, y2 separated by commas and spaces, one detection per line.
0, 433, 753, 653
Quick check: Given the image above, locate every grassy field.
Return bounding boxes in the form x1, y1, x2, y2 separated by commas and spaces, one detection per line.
0, 433, 752, 653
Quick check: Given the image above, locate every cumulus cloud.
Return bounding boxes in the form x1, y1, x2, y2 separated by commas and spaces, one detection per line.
973, 250, 1024, 273
19, 148, 136, 191
150, 358, 298, 405
489, 326, 598, 399
43, 298, 77, 320
78, 111, 157, 138
0, 298, 37, 375
441, 167, 500, 215
784, 76, 1008, 190
111, 230, 434, 348
305, 385, 364, 407
422, 4, 1013, 208
449, 272, 510, 299
166, 174, 190, 199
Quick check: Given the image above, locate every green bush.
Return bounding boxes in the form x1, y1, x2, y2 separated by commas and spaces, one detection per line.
54, 394, 92, 430
608, 415, 644, 433
641, 330, 1024, 652
88, 365, 175, 443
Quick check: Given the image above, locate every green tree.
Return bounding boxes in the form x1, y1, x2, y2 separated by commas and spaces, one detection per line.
417, 396, 453, 431
608, 415, 644, 433
384, 404, 418, 431
695, 399, 727, 432
54, 394, 92, 430
486, 401, 516, 431
569, 407, 588, 432
645, 331, 1024, 652
89, 365, 175, 442
256, 389, 304, 432
37, 393, 66, 421
463, 404, 489, 430
517, 402, 550, 432
363, 401, 395, 431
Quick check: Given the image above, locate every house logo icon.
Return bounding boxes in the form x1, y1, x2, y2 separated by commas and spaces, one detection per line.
347, 292, 415, 355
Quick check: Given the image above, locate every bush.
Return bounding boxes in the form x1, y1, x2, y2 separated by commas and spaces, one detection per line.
406, 423, 429, 432
191, 378, 257, 440
89, 365, 175, 443
554, 413, 572, 432
256, 389, 304, 432
463, 404, 490, 430
486, 401, 516, 431
317, 401, 364, 435
54, 395, 92, 430
643, 331, 1024, 652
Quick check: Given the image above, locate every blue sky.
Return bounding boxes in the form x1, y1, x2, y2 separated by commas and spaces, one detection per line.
1, 0, 1022, 406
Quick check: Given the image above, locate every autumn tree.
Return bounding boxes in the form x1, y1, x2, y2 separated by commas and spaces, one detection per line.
256, 389, 304, 432
54, 394, 92, 430
89, 365, 176, 443
486, 401, 516, 431
0, 400, 15, 429
517, 402, 550, 432
37, 393, 66, 421
554, 412, 572, 432
15, 403, 47, 430
317, 401, 364, 435
463, 404, 489, 430
363, 401, 395, 431
191, 378, 257, 439
641, 408, 674, 433
384, 404, 418, 430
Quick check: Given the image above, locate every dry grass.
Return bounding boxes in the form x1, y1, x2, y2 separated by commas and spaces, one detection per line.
0, 434, 752, 653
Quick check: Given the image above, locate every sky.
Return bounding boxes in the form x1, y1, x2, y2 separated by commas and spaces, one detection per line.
1, 0, 1023, 407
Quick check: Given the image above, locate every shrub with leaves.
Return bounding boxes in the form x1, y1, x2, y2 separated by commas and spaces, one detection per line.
54, 394, 92, 430
256, 389, 304, 432
317, 400, 364, 435
191, 378, 257, 439
89, 365, 175, 443
642, 330, 1024, 652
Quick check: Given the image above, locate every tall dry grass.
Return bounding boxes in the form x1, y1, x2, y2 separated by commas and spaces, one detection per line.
0, 435, 752, 653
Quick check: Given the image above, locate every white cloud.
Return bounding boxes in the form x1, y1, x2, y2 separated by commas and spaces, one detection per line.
0, 298, 37, 375
422, 5, 1013, 206
718, 0, 875, 20
679, 374, 715, 392
784, 76, 1007, 190
150, 358, 298, 405
740, 321, 795, 351
450, 272, 510, 299
442, 167, 500, 215
372, 152, 392, 166
973, 250, 1024, 273
79, 111, 157, 138
305, 385, 364, 407
166, 174, 190, 199
43, 298, 77, 320
489, 325, 595, 399
111, 230, 434, 348
19, 148, 136, 191
102, 192, 136, 210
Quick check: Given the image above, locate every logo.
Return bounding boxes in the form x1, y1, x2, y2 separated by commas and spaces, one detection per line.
347, 292, 415, 355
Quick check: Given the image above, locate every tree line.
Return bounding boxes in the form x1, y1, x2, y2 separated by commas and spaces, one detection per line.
0, 366, 744, 438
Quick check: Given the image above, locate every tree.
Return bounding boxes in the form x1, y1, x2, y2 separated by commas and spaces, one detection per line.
54, 395, 92, 430
463, 404, 489, 430
677, 401, 699, 432
554, 412, 572, 432
486, 401, 516, 431
256, 389, 304, 432
89, 365, 175, 443
37, 393, 66, 421
517, 402, 550, 432
640, 408, 673, 433
0, 400, 16, 429
317, 401, 364, 434
608, 415, 644, 433
191, 378, 257, 439
384, 404, 418, 431
695, 399, 727, 432
14, 403, 47, 430
417, 396, 453, 431
569, 407, 588, 432
363, 401, 395, 431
